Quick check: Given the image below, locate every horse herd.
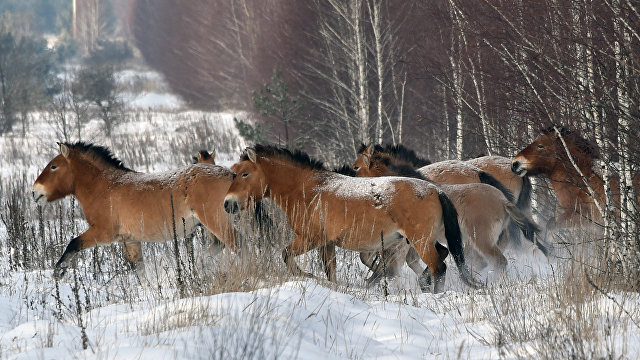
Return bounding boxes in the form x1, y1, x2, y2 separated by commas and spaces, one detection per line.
31, 126, 639, 293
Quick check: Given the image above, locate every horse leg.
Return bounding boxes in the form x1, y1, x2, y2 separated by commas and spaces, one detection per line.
407, 233, 447, 293
418, 242, 447, 293
472, 233, 508, 271
410, 242, 449, 292
196, 210, 239, 253
282, 235, 315, 278
464, 242, 489, 272
359, 251, 378, 271
205, 235, 227, 257
319, 244, 336, 282
405, 246, 429, 291
54, 227, 111, 280
122, 239, 147, 280
364, 245, 403, 287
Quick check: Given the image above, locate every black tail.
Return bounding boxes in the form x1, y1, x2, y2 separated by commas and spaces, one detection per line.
504, 203, 549, 257
478, 171, 514, 202
437, 191, 480, 289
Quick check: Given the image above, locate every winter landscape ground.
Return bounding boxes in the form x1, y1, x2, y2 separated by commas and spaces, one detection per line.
1, 70, 639, 360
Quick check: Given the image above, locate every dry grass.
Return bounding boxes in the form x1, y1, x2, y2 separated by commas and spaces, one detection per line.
1, 109, 639, 359
476, 230, 639, 359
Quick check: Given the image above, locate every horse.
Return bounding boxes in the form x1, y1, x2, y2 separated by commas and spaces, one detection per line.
355, 144, 525, 206
223, 144, 481, 293
355, 144, 532, 248
192, 150, 275, 246
33, 142, 237, 279
192, 150, 215, 164
354, 149, 545, 283
512, 126, 640, 233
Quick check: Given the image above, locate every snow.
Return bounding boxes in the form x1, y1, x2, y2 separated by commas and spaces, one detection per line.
1, 72, 639, 359
125, 92, 185, 110
419, 160, 481, 179
318, 174, 433, 206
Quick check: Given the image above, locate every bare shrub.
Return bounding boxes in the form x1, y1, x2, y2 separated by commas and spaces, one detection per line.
482, 231, 637, 359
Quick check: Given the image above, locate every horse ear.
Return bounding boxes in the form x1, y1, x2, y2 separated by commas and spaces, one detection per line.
192, 156, 199, 164
364, 145, 374, 156
210, 150, 216, 163
246, 148, 257, 163
58, 143, 70, 158
363, 154, 371, 168
197, 152, 205, 163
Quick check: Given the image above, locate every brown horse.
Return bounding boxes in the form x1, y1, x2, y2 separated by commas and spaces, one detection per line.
354, 150, 545, 281
192, 149, 274, 246
223, 145, 480, 293
33, 142, 237, 279
512, 126, 640, 232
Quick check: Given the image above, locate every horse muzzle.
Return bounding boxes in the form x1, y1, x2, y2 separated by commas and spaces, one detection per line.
32, 184, 48, 204
223, 197, 240, 214
511, 160, 527, 177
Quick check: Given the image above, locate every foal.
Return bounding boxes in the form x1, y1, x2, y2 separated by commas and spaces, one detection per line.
33, 142, 237, 279
223, 145, 480, 293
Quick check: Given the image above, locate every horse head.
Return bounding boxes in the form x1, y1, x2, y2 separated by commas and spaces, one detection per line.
352, 144, 374, 173
193, 150, 215, 165
224, 148, 268, 214
33, 143, 75, 204
512, 127, 571, 177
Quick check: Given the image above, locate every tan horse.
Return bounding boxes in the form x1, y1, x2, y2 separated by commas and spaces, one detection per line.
355, 150, 545, 281
355, 144, 528, 207
355, 145, 532, 246
192, 149, 274, 246
33, 142, 237, 279
512, 126, 640, 232
223, 145, 480, 293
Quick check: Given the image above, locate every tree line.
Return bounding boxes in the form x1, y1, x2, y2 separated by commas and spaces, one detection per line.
130, 0, 639, 268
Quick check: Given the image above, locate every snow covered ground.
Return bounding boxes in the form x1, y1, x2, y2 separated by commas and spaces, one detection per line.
1, 70, 639, 359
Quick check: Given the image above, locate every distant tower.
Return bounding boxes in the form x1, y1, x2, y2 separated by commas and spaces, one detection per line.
72, 0, 77, 40
72, 0, 101, 55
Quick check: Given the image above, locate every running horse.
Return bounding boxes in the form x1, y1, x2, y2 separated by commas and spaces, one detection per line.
512, 126, 640, 232
33, 142, 237, 279
354, 148, 545, 283
223, 145, 480, 293
355, 144, 532, 247
355, 144, 531, 212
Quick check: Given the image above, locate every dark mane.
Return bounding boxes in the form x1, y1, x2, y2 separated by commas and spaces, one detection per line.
357, 143, 385, 155
333, 164, 356, 176
67, 142, 132, 171
370, 153, 427, 180
542, 126, 600, 160
382, 144, 431, 167
388, 163, 426, 180
242, 144, 325, 170
358, 143, 430, 167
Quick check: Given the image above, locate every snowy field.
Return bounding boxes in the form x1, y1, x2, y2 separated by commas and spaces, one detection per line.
1, 71, 639, 359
